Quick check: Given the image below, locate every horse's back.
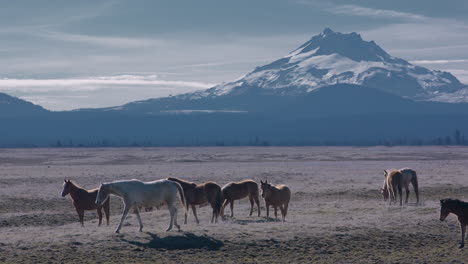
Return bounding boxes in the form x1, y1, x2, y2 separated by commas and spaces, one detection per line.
222, 180, 257, 200
276, 184, 291, 194
399, 168, 417, 186
275, 185, 291, 201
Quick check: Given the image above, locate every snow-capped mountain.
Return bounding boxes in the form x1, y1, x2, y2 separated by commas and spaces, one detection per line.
197, 28, 465, 100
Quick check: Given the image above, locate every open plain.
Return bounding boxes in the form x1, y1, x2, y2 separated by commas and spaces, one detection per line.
1, 146, 468, 263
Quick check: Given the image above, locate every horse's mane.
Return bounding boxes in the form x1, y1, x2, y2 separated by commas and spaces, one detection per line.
67, 180, 85, 190
167, 177, 195, 186
441, 198, 468, 208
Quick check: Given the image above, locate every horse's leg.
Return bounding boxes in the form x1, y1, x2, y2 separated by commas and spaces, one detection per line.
134, 207, 143, 232
230, 200, 234, 217
274, 206, 278, 220
248, 195, 254, 216
167, 205, 174, 231
173, 206, 180, 231
76, 208, 84, 227
255, 195, 261, 217
266, 203, 270, 219
116, 203, 131, 233
184, 203, 189, 225
460, 223, 466, 248
398, 184, 403, 206
104, 200, 110, 226
220, 199, 229, 218
191, 204, 200, 224
388, 188, 393, 205
405, 185, 410, 204
97, 207, 103, 226
167, 204, 180, 231
412, 178, 420, 204
279, 205, 285, 222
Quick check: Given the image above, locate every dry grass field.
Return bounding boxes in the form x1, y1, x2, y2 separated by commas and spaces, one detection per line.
1, 146, 468, 263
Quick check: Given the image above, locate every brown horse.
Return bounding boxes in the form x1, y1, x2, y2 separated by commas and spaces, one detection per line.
381, 168, 419, 204
61, 179, 110, 227
385, 170, 403, 206
260, 180, 291, 222
440, 198, 468, 248
220, 180, 261, 218
167, 177, 222, 224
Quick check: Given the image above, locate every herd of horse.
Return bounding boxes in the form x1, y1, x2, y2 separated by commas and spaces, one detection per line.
61, 178, 291, 233
61, 167, 467, 248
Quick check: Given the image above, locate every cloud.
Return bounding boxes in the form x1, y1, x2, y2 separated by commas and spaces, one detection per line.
410, 59, 468, 64
0, 75, 214, 90
35, 31, 159, 49
325, 4, 428, 21
0, 75, 216, 110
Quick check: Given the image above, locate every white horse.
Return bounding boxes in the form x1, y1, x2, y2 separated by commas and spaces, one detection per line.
95, 179, 186, 233
381, 168, 419, 204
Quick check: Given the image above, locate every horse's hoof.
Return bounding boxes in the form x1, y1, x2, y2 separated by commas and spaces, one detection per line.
115, 230, 120, 234
459, 243, 465, 249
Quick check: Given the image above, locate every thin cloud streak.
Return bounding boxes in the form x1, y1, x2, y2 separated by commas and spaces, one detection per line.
0, 75, 215, 91
410, 59, 468, 64
326, 4, 428, 21
35, 31, 160, 48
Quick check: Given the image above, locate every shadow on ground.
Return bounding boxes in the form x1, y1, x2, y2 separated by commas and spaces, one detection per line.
121, 232, 224, 250
222, 216, 281, 225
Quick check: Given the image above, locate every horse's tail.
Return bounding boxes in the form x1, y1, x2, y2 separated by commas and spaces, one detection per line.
214, 186, 223, 217
174, 182, 187, 212
411, 170, 420, 203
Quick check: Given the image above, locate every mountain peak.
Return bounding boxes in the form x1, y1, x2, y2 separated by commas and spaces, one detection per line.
206, 28, 465, 100
291, 28, 401, 64
321, 27, 334, 36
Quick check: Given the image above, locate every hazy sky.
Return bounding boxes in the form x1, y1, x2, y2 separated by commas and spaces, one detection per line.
1, 0, 468, 110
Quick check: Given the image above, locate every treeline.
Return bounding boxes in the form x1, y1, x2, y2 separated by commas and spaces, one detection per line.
1, 129, 467, 148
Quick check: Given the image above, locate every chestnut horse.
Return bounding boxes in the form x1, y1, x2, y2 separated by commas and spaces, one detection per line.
384, 170, 403, 206
440, 198, 468, 248
381, 168, 419, 204
260, 180, 291, 222
221, 180, 261, 218
61, 179, 110, 227
167, 177, 222, 224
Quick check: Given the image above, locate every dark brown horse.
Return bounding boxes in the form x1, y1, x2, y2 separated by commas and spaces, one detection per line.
221, 180, 261, 218
260, 180, 291, 222
440, 198, 468, 248
167, 177, 223, 224
61, 179, 110, 227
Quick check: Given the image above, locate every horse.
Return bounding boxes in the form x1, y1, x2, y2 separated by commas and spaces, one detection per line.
61, 179, 110, 227
95, 179, 186, 233
167, 177, 223, 224
220, 180, 261, 218
381, 168, 419, 204
260, 180, 291, 222
384, 170, 403, 206
440, 198, 468, 248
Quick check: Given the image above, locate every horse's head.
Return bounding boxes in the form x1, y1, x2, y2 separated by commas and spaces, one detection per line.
260, 180, 271, 198
439, 198, 454, 221
380, 170, 390, 201
61, 179, 71, 197
95, 183, 110, 206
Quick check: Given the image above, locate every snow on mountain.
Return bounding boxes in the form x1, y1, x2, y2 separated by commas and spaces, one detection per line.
205, 28, 466, 100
